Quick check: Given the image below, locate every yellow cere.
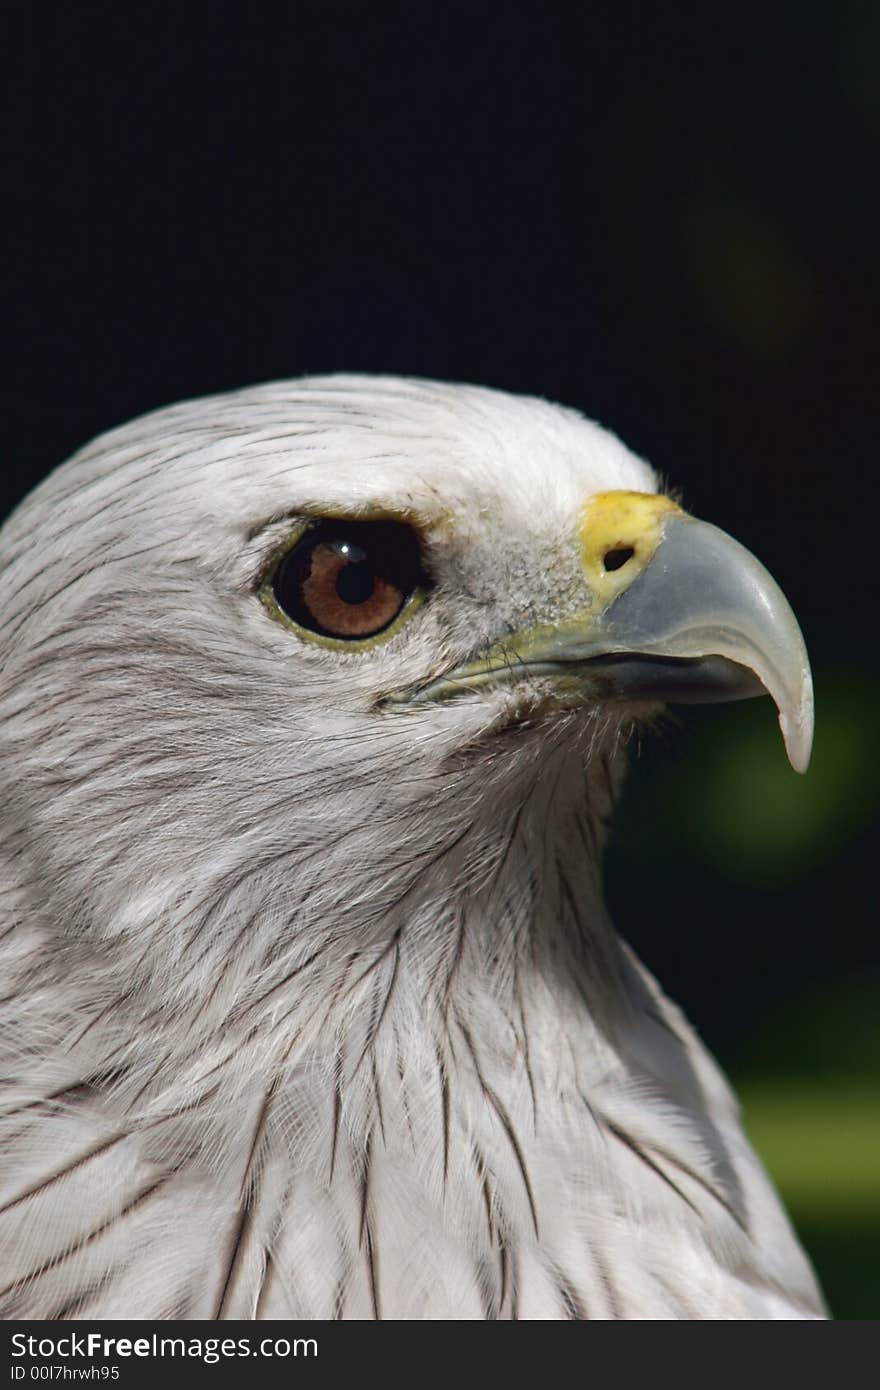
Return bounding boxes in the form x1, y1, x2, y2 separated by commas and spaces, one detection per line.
578, 490, 682, 612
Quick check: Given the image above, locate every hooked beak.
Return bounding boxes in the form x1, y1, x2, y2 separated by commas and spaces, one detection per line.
398, 491, 813, 773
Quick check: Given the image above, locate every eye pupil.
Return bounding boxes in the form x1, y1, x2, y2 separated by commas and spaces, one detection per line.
335, 558, 374, 605
270, 520, 426, 642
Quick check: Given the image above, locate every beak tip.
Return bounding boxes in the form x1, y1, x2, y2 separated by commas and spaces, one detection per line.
780, 672, 814, 774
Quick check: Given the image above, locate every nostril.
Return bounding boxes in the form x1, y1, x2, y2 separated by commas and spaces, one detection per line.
603, 545, 635, 572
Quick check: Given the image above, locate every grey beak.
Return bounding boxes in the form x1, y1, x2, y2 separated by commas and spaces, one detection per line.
587, 514, 814, 771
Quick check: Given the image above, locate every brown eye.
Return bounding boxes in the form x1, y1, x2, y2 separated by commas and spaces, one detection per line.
271, 521, 427, 641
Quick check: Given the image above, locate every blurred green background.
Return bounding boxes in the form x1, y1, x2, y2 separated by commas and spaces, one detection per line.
5, 0, 878, 1317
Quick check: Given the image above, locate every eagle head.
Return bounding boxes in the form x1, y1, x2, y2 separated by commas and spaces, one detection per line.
0, 376, 822, 1319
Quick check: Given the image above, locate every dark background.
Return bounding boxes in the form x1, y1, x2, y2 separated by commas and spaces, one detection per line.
3, 2, 878, 1317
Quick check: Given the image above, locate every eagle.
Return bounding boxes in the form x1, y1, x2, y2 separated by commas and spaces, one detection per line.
0, 375, 824, 1319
